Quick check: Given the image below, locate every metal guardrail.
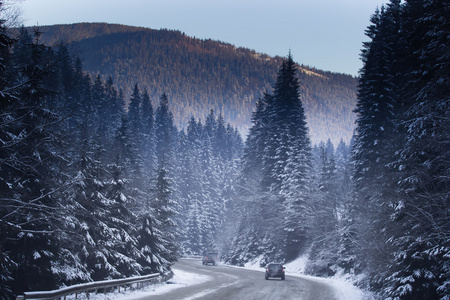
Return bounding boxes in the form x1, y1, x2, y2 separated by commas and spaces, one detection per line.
16, 272, 170, 300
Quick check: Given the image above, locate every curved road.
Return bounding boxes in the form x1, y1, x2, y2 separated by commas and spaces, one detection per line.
138, 258, 338, 300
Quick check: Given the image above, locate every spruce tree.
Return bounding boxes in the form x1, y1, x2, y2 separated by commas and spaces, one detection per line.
0, 26, 71, 294
386, 0, 450, 298
267, 53, 311, 261
141, 88, 156, 176
351, 0, 449, 297
152, 164, 178, 263
127, 83, 143, 178
204, 109, 217, 139
352, 1, 404, 289
334, 140, 355, 273
306, 142, 340, 276
137, 214, 170, 274
179, 119, 205, 254
228, 53, 311, 264
262, 53, 310, 193
241, 94, 269, 180
155, 93, 177, 166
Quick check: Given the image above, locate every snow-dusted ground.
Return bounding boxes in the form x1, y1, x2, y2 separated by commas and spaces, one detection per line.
74, 256, 374, 300
242, 255, 375, 300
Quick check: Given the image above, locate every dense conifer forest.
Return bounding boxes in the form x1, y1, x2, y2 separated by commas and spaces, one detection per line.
0, 17, 243, 297
32, 22, 358, 146
0, 0, 448, 299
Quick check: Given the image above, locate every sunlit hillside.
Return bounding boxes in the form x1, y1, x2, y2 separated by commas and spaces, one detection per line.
33, 22, 358, 145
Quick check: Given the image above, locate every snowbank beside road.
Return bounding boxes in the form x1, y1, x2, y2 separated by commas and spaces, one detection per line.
80, 268, 211, 300
285, 257, 376, 300
243, 255, 374, 300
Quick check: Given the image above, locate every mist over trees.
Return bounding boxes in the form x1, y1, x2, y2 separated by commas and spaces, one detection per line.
1, 0, 448, 299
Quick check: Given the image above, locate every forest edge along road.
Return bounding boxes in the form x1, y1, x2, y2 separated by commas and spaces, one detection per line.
135, 258, 338, 300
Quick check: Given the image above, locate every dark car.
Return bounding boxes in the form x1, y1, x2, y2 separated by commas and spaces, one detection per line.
202, 253, 218, 265
265, 263, 285, 280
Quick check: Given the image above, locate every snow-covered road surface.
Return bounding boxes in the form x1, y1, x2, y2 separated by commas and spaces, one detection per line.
129, 258, 338, 300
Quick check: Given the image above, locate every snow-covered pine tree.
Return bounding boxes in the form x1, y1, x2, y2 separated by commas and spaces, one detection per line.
221, 124, 243, 202
225, 95, 269, 265
127, 83, 144, 179
264, 53, 312, 261
0, 17, 28, 299
104, 165, 142, 275
125, 85, 157, 226
141, 88, 156, 180
213, 112, 227, 160
216, 125, 242, 255
62, 70, 144, 282
306, 141, 340, 276
55, 44, 74, 98
154, 93, 180, 254
0, 26, 69, 294
92, 75, 106, 124
352, 0, 404, 290
204, 109, 217, 141
241, 94, 269, 181
352, 0, 449, 297
280, 130, 312, 261
152, 163, 178, 263
91, 75, 124, 164
155, 93, 177, 166
227, 53, 311, 264
179, 118, 206, 254
71, 137, 118, 281
137, 214, 171, 274
385, 0, 450, 298
334, 140, 356, 273
262, 53, 310, 193
199, 128, 222, 250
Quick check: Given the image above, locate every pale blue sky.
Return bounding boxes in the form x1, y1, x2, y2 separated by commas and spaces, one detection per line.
19, 0, 388, 76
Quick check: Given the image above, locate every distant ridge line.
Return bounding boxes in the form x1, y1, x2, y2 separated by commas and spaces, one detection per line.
23, 22, 357, 146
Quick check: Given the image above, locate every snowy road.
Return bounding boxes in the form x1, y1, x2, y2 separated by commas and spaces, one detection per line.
134, 258, 337, 300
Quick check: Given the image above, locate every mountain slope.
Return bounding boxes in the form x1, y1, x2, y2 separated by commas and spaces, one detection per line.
35, 22, 357, 145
